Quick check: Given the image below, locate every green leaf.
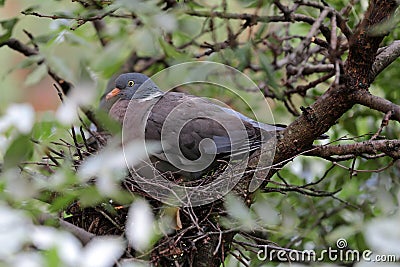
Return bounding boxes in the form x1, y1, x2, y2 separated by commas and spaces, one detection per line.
49, 193, 76, 212
46, 56, 73, 82
44, 247, 61, 267
0, 0, 5, 7
91, 41, 130, 77
95, 109, 122, 134
342, 116, 358, 136
258, 52, 279, 91
0, 18, 18, 44
6, 55, 44, 75
3, 134, 34, 170
224, 194, 257, 230
22, 5, 40, 13
32, 120, 57, 141
185, 1, 205, 9
236, 43, 252, 70
25, 64, 48, 86
239, 0, 271, 8
33, 33, 57, 44
78, 186, 104, 206
159, 38, 182, 58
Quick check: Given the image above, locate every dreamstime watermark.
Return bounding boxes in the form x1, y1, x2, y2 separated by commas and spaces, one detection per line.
256, 238, 398, 263
122, 61, 277, 207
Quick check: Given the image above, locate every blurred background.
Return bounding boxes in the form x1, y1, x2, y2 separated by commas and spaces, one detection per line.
0, 0, 116, 113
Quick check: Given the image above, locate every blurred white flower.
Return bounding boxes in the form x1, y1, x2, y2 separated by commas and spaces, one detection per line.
126, 199, 155, 251
365, 212, 400, 255
56, 85, 96, 124
32, 226, 82, 266
0, 135, 10, 157
4, 169, 39, 200
49, 19, 71, 30
80, 236, 125, 267
78, 138, 159, 195
10, 252, 44, 267
224, 194, 258, 231
154, 13, 177, 32
0, 103, 34, 134
0, 204, 32, 258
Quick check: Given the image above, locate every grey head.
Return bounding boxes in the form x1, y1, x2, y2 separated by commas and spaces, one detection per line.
105, 73, 164, 102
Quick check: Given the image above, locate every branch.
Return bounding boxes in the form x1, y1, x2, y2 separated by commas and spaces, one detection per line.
310, 140, 400, 159
38, 213, 95, 245
353, 90, 400, 122
21, 10, 118, 30
0, 38, 72, 94
345, 0, 399, 88
271, 0, 398, 175
186, 10, 331, 28
371, 40, 400, 80
286, 63, 334, 75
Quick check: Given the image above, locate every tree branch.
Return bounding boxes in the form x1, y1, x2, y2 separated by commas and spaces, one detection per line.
345, 0, 399, 88
0, 38, 72, 94
353, 90, 400, 122
38, 213, 95, 245
310, 140, 400, 159
371, 40, 400, 80
272, 0, 398, 176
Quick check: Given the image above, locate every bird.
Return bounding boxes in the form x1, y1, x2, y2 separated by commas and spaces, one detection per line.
101, 72, 281, 180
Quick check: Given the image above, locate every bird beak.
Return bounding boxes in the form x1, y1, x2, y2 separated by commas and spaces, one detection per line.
105, 88, 121, 100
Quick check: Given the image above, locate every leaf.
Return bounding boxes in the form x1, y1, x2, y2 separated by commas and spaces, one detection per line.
22, 5, 40, 13
159, 38, 182, 58
77, 186, 103, 206
224, 194, 257, 230
259, 52, 279, 91
32, 120, 57, 141
49, 193, 77, 212
91, 41, 130, 77
154, 13, 177, 33
186, 1, 205, 9
0, 0, 5, 7
46, 56, 73, 83
25, 64, 48, 86
94, 109, 121, 135
34, 33, 58, 44
0, 18, 18, 44
7, 55, 44, 72
236, 43, 252, 70
342, 116, 358, 136
239, 0, 271, 8
369, 15, 399, 36
3, 134, 33, 170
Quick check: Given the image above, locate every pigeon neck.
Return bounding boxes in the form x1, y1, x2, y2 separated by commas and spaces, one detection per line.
137, 91, 164, 102
132, 86, 164, 101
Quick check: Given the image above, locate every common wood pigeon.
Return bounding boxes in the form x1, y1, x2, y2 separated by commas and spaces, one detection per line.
103, 73, 281, 179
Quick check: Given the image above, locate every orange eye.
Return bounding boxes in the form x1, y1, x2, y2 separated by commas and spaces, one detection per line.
127, 80, 135, 87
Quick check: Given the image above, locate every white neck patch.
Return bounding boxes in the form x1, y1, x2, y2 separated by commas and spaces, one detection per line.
137, 91, 164, 102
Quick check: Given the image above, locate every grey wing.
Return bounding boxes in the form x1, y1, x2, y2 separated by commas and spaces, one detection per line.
218, 106, 284, 132
145, 93, 259, 160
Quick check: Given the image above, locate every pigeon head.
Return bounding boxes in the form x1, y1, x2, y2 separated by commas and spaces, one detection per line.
106, 73, 163, 101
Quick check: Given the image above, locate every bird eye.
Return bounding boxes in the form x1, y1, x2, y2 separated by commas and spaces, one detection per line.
127, 80, 135, 87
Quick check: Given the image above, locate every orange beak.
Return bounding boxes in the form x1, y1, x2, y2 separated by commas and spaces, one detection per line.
105, 88, 121, 100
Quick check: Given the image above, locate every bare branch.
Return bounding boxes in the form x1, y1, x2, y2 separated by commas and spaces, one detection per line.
310, 139, 400, 159
371, 40, 400, 80
353, 90, 400, 122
